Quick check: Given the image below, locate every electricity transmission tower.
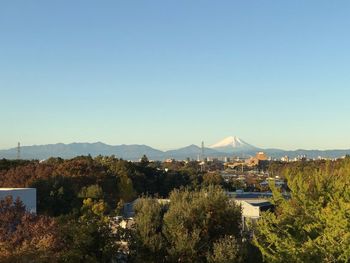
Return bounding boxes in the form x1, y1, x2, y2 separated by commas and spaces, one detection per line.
17, 142, 21, 159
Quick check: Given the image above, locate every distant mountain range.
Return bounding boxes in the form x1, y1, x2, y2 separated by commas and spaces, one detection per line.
1, 136, 349, 161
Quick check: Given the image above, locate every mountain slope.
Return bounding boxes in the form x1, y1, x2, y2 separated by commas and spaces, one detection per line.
0, 143, 164, 160
0, 141, 349, 160
165, 145, 220, 159
210, 136, 259, 153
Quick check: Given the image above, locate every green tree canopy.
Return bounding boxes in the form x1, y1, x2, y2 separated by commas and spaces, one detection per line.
131, 186, 243, 263
59, 198, 118, 263
202, 172, 223, 186
78, 184, 104, 200
254, 159, 350, 263
131, 198, 167, 262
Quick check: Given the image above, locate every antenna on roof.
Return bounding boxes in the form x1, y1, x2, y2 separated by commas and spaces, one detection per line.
17, 142, 21, 160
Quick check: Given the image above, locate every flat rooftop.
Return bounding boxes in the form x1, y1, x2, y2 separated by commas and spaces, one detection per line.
228, 192, 273, 199
0, 188, 36, 191
236, 199, 272, 207
228, 191, 290, 200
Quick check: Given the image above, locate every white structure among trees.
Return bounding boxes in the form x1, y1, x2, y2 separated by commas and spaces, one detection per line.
0, 188, 37, 214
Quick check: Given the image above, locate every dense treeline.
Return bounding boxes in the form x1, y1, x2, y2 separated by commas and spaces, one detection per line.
0, 156, 349, 262
0, 155, 202, 216
268, 157, 350, 179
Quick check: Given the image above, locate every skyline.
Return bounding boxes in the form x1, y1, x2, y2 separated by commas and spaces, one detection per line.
1, 1, 350, 150
2, 135, 350, 161
2, 134, 350, 152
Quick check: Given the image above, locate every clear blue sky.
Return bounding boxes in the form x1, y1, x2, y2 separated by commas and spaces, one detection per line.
1, 1, 350, 150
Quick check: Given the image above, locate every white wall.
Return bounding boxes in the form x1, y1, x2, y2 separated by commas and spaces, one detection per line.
235, 200, 260, 218
0, 188, 37, 214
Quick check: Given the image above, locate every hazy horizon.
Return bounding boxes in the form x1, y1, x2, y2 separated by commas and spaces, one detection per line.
1, 1, 350, 150
2, 136, 350, 152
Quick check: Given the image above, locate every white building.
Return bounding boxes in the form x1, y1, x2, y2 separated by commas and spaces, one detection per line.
235, 199, 273, 220
0, 188, 37, 214
226, 191, 274, 230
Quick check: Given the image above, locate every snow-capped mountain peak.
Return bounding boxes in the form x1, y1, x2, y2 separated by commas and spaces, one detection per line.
209, 136, 257, 151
